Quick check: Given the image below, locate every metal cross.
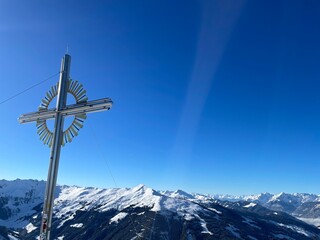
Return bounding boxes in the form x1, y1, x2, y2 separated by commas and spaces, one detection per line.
18, 54, 113, 240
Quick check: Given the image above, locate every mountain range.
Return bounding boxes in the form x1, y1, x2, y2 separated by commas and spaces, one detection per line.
0, 179, 320, 239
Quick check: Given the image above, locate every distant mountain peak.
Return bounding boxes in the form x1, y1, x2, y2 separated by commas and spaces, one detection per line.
131, 183, 146, 192
171, 189, 195, 199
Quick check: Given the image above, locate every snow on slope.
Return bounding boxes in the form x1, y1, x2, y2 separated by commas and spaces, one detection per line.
0, 179, 47, 228
54, 184, 161, 215
215, 192, 320, 206
2, 179, 320, 236
0, 180, 214, 232
53, 184, 208, 229
161, 189, 195, 200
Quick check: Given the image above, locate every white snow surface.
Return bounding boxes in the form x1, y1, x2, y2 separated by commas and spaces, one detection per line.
2, 179, 320, 237
298, 217, 320, 228
161, 189, 195, 200
270, 221, 313, 237
52, 183, 211, 228
211, 192, 320, 205
8, 235, 19, 240
109, 212, 128, 224
54, 184, 162, 218
208, 207, 222, 214
243, 203, 256, 208
195, 214, 213, 235
25, 222, 37, 233
0, 180, 215, 231
70, 223, 83, 228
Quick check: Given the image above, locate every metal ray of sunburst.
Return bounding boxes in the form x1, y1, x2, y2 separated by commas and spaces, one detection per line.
18, 54, 113, 240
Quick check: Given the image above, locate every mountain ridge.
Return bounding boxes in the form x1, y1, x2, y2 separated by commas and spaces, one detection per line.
0, 179, 320, 239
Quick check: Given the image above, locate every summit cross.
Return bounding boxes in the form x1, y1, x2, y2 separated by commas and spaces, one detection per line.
18, 54, 113, 240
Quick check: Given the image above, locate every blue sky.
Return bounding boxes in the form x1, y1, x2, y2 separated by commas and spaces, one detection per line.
1, 0, 320, 195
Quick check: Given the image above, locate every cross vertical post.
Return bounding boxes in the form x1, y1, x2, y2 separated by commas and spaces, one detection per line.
18, 54, 113, 240
40, 54, 71, 240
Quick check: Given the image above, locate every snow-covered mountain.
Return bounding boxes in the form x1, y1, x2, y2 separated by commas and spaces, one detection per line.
210, 191, 320, 220
0, 179, 320, 239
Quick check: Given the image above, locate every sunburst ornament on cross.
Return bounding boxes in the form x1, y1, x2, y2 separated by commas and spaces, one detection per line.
36, 79, 89, 147
18, 54, 113, 240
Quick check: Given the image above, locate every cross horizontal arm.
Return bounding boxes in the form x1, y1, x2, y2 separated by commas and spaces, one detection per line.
18, 98, 113, 124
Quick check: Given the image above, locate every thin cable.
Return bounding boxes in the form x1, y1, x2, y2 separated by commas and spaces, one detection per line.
0, 72, 60, 106
91, 128, 142, 239
91, 129, 118, 187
